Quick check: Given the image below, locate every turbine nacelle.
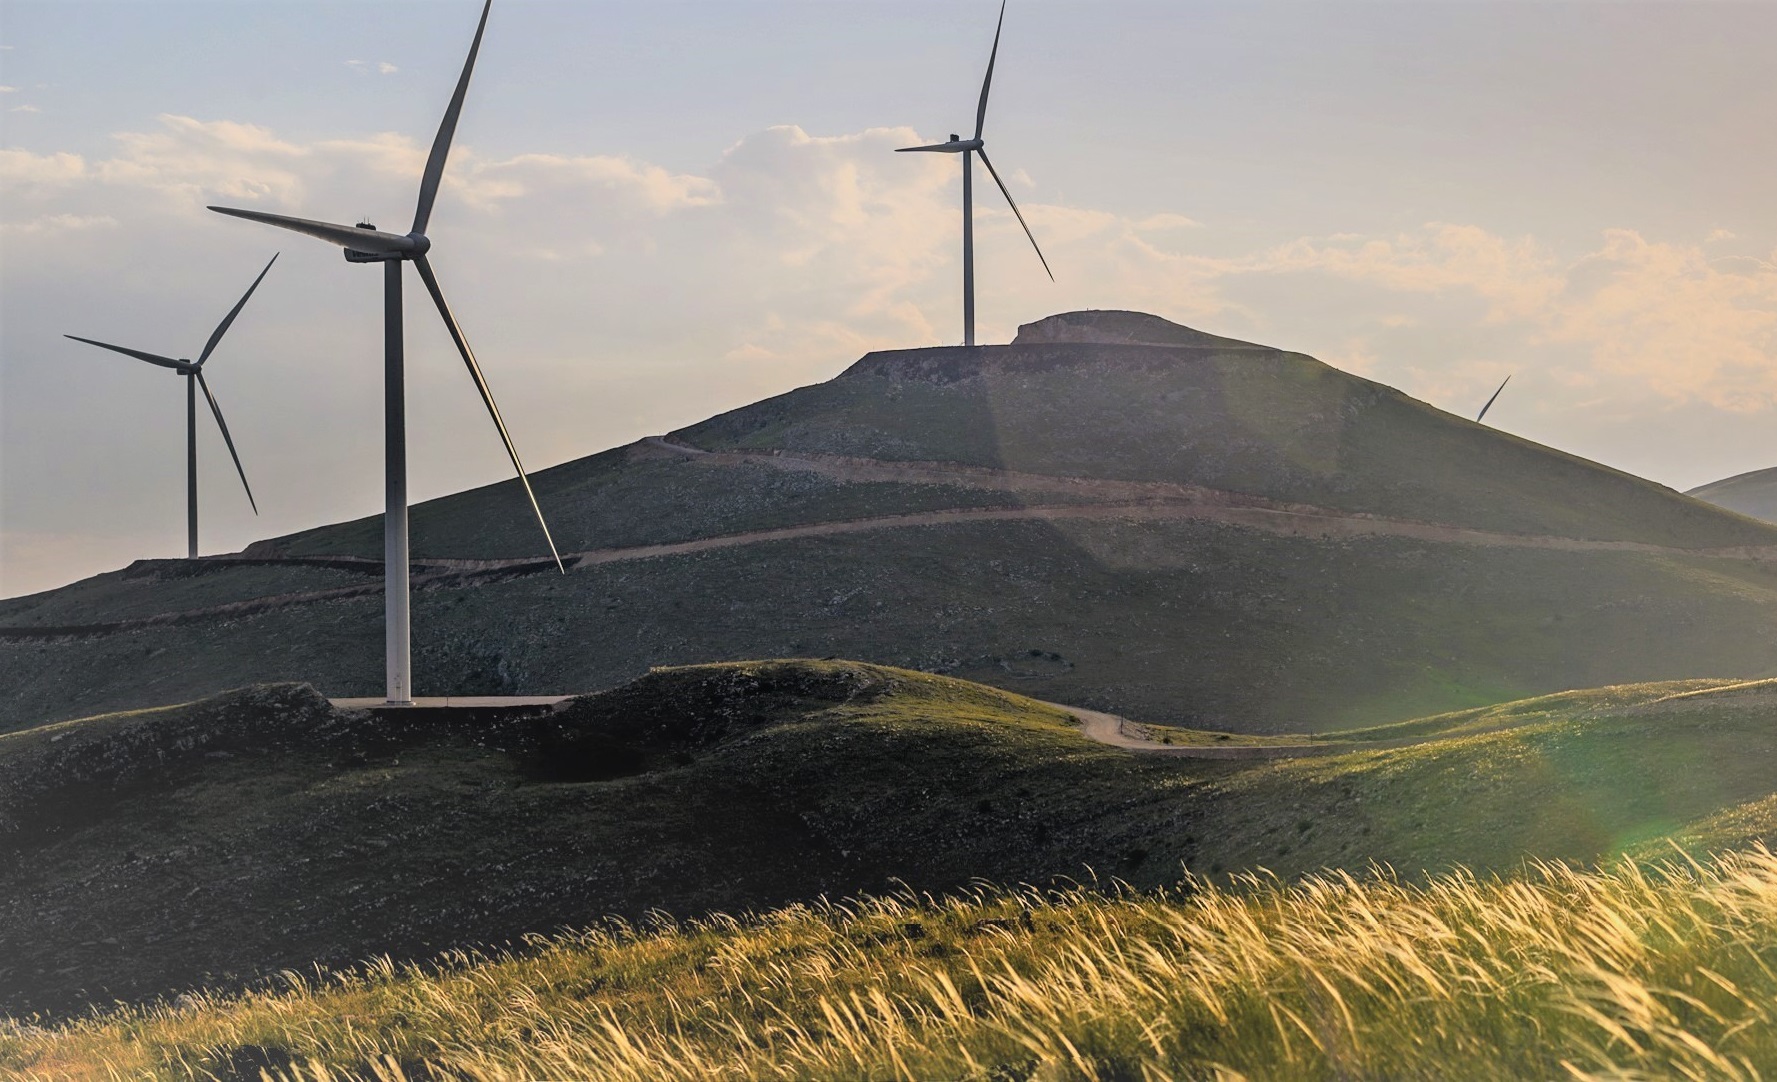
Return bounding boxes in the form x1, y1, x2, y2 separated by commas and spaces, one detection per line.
209, 207, 436, 264
895, 137, 984, 154
344, 222, 433, 263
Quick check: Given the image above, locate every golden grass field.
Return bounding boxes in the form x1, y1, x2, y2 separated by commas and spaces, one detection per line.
12, 846, 1777, 1080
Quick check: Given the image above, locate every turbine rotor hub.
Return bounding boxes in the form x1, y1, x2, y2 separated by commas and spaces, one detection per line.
343, 232, 431, 264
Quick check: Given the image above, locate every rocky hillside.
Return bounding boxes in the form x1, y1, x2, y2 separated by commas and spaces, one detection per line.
5, 312, 1777, 732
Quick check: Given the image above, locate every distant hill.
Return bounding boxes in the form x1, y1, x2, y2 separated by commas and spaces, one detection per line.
6, 311, 1777, 732
8, 661, 1777, 1018
1689, 466, 1777, 523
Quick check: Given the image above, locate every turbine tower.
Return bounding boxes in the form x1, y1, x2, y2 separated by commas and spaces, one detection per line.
64, 254, 276, 559
1476, 375, 1512, 423
207, 0, 561, 706
898, 0, 1052, 347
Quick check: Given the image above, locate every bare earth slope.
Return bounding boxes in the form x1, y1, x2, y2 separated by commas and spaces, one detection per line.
6, 310, 1777, 732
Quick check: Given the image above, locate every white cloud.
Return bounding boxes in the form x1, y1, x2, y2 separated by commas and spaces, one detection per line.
378, 62, 398, 76
1137, 213, 1201, 231
0, 148, 85, 184
0, 85, 15, 93
6, 113, 1777, 596
7, 115, 1774, 412
0, 212, 116, 236
1204, 225, 1777, 411
9, 104, 39, 114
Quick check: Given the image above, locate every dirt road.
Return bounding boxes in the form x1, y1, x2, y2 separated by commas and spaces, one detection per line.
9, 438, 1777, 640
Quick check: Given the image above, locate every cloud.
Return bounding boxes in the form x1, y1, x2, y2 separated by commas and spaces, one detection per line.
0, 148, 86, 184
9, 104, 39, 114
8, 114, 1775, 415
0, 212, 116, 236
1137, 213, 1201, 232
8, 111, 1777, 598
344, 60, 399, 75
1216, 225, 1777, 411
0, 85, 15, 93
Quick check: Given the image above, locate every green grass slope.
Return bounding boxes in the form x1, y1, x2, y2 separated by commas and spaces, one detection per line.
9, 661, 1777, 1020
14, 851, 1777, 1081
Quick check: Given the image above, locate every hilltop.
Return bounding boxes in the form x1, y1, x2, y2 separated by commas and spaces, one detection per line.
9, 660, 1777, 1018
1690, 465, 1777, 523
6, 311, 1777, 732
261, 308, 1777, 555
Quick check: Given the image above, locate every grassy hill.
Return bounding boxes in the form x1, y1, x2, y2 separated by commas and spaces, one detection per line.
7, 310, 1777, 732
8, 510, 1777, 735
13, 851, 1777, 1081
1690, 465, 1777, 523
677, 311, 1763, 549
249, 309, 1772, 558
10, 661, 1777, 1022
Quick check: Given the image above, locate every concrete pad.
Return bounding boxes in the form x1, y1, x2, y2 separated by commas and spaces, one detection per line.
329, 695, 576, 710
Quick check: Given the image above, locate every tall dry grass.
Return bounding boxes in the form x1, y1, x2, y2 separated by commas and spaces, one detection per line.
10, 848, 1777, 1080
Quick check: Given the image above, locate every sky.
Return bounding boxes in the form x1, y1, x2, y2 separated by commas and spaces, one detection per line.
4, 0, 1776, 598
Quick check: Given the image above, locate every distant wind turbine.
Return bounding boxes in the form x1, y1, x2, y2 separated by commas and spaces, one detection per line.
1476, 375, 1512, 423
207, 0, 561, 707
897, 0, 1052, 347
64, 254, 276, 560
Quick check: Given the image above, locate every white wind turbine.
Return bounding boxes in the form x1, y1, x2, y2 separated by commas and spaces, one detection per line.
207, 0, 561, 706
65, 254, 277, 559
897, 0, 1052, 346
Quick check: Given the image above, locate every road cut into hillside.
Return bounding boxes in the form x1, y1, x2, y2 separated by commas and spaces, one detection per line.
10, 440, 1777, 641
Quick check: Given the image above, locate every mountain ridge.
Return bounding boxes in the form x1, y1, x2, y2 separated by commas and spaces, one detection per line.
6, 311, 1777, 733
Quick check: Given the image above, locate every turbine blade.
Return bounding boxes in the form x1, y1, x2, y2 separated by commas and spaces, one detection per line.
208, 206, 416, 254
412, 255, 564, 573
196, 371, 258, 514
974, 0, 1006, 141
977, 148, 1053, 281
197, 253, 278, 367
896, 143, 963, 153
64, 335, 186, 370
412, 0, 493, 236
1476, 374, 1512, 423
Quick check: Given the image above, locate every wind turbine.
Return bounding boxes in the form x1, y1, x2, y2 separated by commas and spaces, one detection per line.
1476, 375, 1512, 423
206, 0, 561, 707
897, 0, 1052, 347
64, 254, 276, 559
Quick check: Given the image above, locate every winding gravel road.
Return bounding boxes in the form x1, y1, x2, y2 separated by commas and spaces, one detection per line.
8, 438, 1775, 641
